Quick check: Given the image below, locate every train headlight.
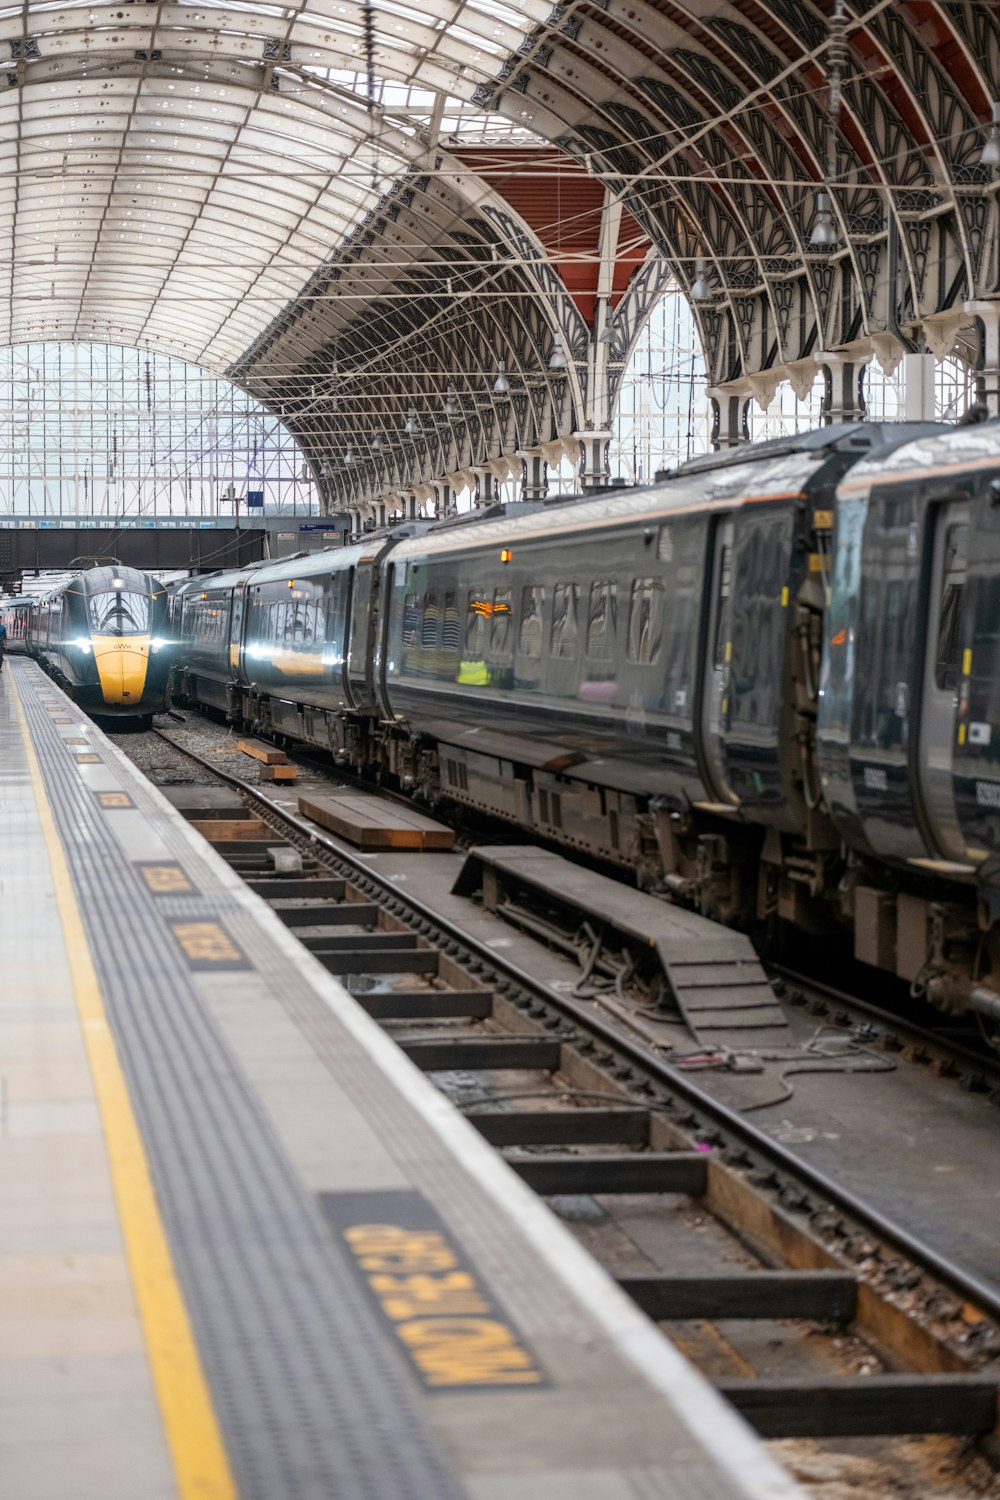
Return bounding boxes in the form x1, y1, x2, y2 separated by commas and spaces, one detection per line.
72, 637, 93, 654
150, 637, 170, 652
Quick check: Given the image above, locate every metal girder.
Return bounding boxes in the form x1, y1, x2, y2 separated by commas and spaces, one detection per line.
0, 0, 998, 511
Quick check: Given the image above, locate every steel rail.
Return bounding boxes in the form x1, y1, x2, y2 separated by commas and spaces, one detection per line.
153, 727, 1000, 1325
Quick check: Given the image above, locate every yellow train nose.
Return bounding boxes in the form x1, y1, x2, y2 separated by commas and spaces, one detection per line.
93, 637, 150, 705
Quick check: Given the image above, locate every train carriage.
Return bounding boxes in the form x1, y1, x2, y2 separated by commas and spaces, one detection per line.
380, 424, 931, 891
168, 419, 1000, 1021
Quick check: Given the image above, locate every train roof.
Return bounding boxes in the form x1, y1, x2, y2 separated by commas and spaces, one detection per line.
665, 420, 945, 478
388, 426, 907, 564
839, 418, 1000, 493
171, 521, 434, 596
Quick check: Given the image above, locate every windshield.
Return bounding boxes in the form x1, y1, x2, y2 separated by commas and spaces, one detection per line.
87, 589, 150, 636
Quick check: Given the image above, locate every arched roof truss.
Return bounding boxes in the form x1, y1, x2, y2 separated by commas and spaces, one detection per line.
0, 0, 996, 505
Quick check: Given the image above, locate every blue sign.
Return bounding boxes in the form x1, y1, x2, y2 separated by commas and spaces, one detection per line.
246, 490, 265, 509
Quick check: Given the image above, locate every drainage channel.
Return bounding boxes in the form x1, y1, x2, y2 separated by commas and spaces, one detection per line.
144, 731, 1000, 1491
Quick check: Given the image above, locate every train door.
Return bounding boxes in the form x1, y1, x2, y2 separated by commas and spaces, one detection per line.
346, 559, 377, 712
230, 577, 247, 678
698, 516, 738, 805
916, 500, 969, 861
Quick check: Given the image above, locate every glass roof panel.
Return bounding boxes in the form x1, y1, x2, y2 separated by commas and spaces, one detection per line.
0, 0, 550, 367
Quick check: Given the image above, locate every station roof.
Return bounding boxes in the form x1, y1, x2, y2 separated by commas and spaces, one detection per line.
0, 1, 996, 506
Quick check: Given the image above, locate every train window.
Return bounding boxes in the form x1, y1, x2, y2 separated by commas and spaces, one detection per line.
443, 593, 461, 658
586, 580, 618, 660
713, 544, 732, 670
518, 586, 544, 658
551, 583, 579, 658
401, 593, 421, 649
421, 591, 441, 648
491, 588, 512, 658
935, 522, 969, 692
627, 578, 664, 664
465, 590, 489, 657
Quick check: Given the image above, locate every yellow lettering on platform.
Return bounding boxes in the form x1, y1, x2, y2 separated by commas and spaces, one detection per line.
141, 865, 193, 895
172, 922, 242, 964
98, 790, 132, 809
398, 1318, 543, 1387
345, 1225, 457, 1274
369, 1271, 489, 1321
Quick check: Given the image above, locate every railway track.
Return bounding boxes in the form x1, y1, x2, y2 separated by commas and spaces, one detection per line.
120, 721, 1000, 1495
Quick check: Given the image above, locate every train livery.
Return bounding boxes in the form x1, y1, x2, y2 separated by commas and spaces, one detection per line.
28, 564, 172, 720
170, 420, 1000, 1022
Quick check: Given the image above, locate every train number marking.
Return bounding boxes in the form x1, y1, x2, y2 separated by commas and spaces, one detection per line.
975, 781, 1000, 810
95, 790, 134, 810
136, 862, 194, 896
320, 1190, 546, 1392
169, 920, 249, 970
862, 766, 889, 793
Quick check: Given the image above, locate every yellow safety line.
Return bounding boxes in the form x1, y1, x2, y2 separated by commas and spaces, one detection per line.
10, 668, 238, 1500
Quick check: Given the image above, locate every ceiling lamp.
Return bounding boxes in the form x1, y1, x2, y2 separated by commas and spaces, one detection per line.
404, 408, 421, 434
809, 191, 839, 247
493, 361, 510, 396
549, 332, 567, 371
443, 385, 461, 417
981, 103, 1000, 167
344, 448, 355, 465
689, 257, 713, 301
370, 435, 382, 452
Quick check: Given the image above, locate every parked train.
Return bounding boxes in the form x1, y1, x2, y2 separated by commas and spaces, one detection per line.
170, 420, 1000, 1022
28, 564, 173, 720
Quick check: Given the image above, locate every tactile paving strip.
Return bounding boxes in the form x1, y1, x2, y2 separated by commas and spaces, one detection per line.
17, 665, 468, 1500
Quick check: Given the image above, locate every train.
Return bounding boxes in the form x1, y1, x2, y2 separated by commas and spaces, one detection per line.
169, 419, 1000, 1023
27, 563, 173, 721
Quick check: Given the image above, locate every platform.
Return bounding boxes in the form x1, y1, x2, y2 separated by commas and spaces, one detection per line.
0, 657, 802, 1500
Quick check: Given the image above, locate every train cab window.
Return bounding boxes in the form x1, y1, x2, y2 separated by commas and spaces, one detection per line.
518, 586, 544, 658
551, 583, 579, 658
713, 543, 732, 669
491, 588, 512, 658
627, 578, 664, 664
87, 590, 150, 635
935, 521, 969, 692
465, 590, 489, 657
586, 580, 618, 660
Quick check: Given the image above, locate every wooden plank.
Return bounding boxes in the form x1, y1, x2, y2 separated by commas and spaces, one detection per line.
471, 1108, 649, 1148
260, 764, 298, 782
189, 818, 272, 842
299, 791, 454, 851
297, 932, 415, 952
619, 1271, 857, 1323
315, 949, 440, 976
401, 1037, 561, 1072
718, 1374, 1000, 1438
245, 879, 345, 900
510, 1152, 708, 1197
237, 737, 288, 766
273, 902, 379, 928
357, 990, 493, 1020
